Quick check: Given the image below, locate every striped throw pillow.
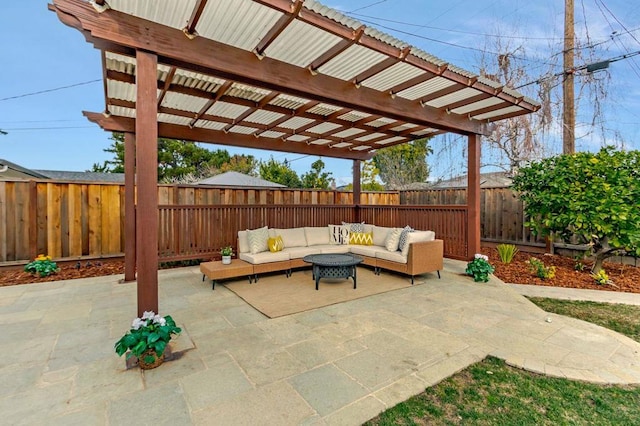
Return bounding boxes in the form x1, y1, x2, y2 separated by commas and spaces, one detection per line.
247, 226, 269, 254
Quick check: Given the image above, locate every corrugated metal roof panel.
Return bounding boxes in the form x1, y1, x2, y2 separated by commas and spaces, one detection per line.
206, 101, 250, 119
332, 128, 365, 138
410, 48, 449, 68
260, 130, 286, 139
355, 132, 385, 142
307, 103, 341, 116
244, 110, 285, 125
287, 135, 310, 142
318, 45, 387, 81
195, 120, 228, 130
351, 145, 371, 151
265, 20, 342, 67
361, 63, 425, 92
109, 106, 136, 118
105, 52, 136, 74
270, 94, 310, 110
375, 136, 405, 145
426, 88, 482, 108
411, 128, 438, 136
390, 123, 419, 132
161, 92, 209, 112
331, 142, 352, 148
158, 114, 192, 126
306, 122, 342, 134
279, 117, 315, 129
194, 0, 282, 50
366, 117, 396, 128
173, 70, 226, 93
226, 83, 271, 102
452, 97, 504, 115
107, 0, 197, 30
338, 111, 371, 122
229, 125, 259, 135
397, 77, 456, 101
304, 0, 361, 30
473, 106, 523, 121
107, 80, 135, 102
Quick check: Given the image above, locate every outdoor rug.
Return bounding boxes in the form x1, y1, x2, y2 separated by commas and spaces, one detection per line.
223, 267, 428, 318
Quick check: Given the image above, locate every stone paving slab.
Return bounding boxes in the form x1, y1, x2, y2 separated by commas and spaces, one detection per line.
1, 260, 640, 425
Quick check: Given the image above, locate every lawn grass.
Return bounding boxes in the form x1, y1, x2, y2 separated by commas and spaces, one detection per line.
365, 298, 640, 425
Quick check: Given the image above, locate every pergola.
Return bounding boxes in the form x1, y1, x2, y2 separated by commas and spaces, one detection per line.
51, 0, 539, 315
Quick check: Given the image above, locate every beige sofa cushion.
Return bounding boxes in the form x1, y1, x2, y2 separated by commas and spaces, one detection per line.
400, 231, 436, 257
376, 249, 407, 264
315, 244, 351, 254
240, 250, 289, 264
384, 228, 402, 251
271, 228, 307, 248
372, 226, 392, 246
349, 245, 388, 258
238, 230, 250, 254
304, 227, 331, 246
282, 247, 318, 259
247, 226, 269, 254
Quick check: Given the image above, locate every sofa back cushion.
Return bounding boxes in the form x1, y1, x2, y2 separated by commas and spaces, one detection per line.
271, 228, 307, 248
238, 230, 250, 254
371, 226, 392, 247
400, 230, 436, 256
384, 228, 402, 251
304, 227, 331, 246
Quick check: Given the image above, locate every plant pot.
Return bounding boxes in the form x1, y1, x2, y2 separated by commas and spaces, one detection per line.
221, 255, 232, 265
138, 349, 164, 370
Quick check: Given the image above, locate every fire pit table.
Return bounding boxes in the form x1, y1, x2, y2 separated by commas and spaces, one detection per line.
302, 253, 364, 291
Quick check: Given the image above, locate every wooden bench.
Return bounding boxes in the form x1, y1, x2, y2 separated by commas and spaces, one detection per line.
199, 259, 254, 290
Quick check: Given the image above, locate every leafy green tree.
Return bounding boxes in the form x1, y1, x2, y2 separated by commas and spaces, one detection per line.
259, 157, 301, 188
90, 133, 233, 181
344, 160, 385, 191
301, 159, 332, 189
373, 138, 433, 189
220, 154, 258, 176
512, 147, 640, 273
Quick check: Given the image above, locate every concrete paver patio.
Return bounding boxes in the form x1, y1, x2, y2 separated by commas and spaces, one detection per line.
1, 259, 640, 425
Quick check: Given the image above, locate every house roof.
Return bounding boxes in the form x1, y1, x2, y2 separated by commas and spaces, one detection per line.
0, 159, 49, 180
34, 170, 125, 183
197, 171, 286, 188
52, 0, 540, 162
431, 171, 512, 189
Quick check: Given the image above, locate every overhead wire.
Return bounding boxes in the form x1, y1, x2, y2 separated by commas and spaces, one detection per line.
0, 79, 101, 102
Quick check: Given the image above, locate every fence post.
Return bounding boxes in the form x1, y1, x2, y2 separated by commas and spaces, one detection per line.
29, 181, 38, 260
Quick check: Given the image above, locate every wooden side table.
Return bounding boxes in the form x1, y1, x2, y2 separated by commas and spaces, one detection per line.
199, 259, 254, 290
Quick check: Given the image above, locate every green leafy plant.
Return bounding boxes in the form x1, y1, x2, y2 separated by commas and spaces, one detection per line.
465, 254, 495, 282
220, 246, 234, 257
574, 261, 586, 272
114, 311, 181, 364
591, 269, 612, 286
496, 244, 519, 264
527, 257, 556, 280
24, 254, 59, 277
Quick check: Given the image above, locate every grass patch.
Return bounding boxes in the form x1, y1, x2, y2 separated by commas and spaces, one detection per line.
527, 297, 640, 342
366, 299, 640, 425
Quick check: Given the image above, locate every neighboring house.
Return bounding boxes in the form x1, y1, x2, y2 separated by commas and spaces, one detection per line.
0, 158, 125, 183
196, 171, 286, 188
430, 172, 512, 189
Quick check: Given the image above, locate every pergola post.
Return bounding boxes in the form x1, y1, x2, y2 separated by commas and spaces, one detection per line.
352, 160, 361, 222
123, 132, 136, 282
467, 134, 481, 259
135, 50, 159, 316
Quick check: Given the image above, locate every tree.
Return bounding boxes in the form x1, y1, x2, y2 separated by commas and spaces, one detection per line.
258, 157, 301, 188
512, 147, 640, 273
372, 139, 432, 189
91, 133, 233, 181
220, 154, 258, 176
344, 160, 385, 191
300, 159, 332, 189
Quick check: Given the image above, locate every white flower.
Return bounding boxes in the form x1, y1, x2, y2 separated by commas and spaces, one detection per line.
132, 318, 146, 330
474, 254, 489, 261
141, 311, 156, 320
155, 317, 167, 326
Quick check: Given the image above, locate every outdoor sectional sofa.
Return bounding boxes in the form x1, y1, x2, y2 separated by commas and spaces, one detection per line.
237, 224, 443, 284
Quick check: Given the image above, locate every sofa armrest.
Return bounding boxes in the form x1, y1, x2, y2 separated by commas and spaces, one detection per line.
407, 239, 443, 274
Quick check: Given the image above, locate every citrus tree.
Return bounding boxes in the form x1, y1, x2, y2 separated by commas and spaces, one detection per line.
512, 147, 640, 273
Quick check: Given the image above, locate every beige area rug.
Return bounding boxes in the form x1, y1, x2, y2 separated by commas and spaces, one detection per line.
224, 267, 423, 318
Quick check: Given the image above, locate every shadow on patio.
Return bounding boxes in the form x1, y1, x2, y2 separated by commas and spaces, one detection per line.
2, 259, 640, 425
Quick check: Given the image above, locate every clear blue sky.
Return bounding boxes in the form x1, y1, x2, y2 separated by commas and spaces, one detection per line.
2, 1, 639, 185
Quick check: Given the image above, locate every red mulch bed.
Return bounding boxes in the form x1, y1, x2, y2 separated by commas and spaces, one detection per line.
2, 248, 640, 294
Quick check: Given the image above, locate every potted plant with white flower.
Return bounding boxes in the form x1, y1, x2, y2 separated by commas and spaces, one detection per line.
465, 253, 495, 282
114, 311, 181, 369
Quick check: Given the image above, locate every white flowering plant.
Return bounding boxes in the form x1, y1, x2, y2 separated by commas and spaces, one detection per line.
465, 253, 495, 282
114, 311, 181, 363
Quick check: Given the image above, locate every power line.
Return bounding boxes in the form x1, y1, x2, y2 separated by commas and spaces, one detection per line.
0, 79, 101, 102
3, 126, 95, 131
346, 0, 388, 14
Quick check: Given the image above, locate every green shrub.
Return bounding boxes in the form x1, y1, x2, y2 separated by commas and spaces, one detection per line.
465, 254, 495, 282
591, 269, 611, 285
24, 254, 59, 277
496, 244, 519, 264
527, 257, 556, 280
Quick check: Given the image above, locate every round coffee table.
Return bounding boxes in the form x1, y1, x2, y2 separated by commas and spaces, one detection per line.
302, 254, 363, 290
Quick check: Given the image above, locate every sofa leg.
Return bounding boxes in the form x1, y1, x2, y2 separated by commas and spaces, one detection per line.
437, 270, 441, 279
411, 276, 414, 285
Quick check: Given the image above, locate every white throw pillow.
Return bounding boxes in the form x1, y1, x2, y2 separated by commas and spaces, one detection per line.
246, 226, 269, 254
328, 224, 350, 245
384, 228, 402, 252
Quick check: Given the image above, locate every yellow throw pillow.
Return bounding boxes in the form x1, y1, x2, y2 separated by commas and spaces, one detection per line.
349, 231, 373, 246
268, 235, 284, 252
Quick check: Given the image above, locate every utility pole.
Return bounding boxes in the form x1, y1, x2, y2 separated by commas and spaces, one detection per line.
563, 0, 575, 154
